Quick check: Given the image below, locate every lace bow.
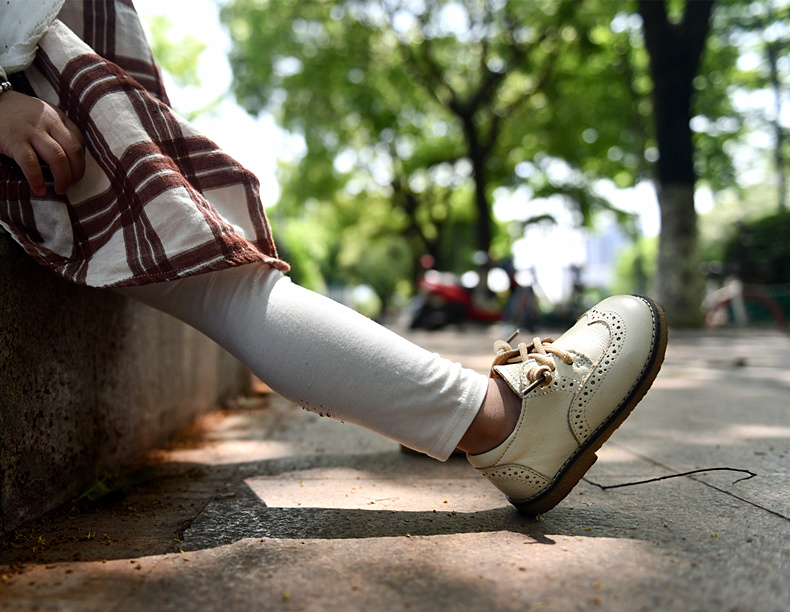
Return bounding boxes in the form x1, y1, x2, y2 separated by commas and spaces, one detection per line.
494, 331, 574, 392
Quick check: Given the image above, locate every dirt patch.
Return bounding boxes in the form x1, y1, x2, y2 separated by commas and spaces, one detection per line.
0, 394, 272, 580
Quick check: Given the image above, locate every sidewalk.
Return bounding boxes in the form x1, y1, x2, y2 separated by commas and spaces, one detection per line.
1, 326, 789, 611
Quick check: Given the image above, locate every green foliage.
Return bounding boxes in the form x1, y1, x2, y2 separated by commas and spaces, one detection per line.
722, 210, 790, 283
692, 34, 745, 191
219, 0, 663, 312
217, 0, 784, 314
611, 235, 658, 295
338, 231, 413, 314
144, 14, 224, 121
278, 217, 330, 292
704, 0, 790, 206
146, 15, 207, 88
699, 183, 777, 263
499, 2, 652, 188
690, 0, 789, 194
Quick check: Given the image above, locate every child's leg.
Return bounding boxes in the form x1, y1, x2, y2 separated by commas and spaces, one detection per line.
119, 264, 490, 460
121, 264, 668, 515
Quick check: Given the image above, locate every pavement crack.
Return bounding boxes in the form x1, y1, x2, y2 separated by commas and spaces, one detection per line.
173, 517, 195, 544
704, 484, 790, 522
607, 442, 790, 522
583, 467, 757, 489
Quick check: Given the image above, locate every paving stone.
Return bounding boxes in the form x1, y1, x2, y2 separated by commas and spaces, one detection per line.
1, 327, 788, 611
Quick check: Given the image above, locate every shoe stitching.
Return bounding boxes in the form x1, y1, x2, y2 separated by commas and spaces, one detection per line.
535, 351, 591, 397
567, 309, 626, 442
479, 464, 551, 491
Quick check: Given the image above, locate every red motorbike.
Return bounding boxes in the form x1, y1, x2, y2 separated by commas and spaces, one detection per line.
409, 255, 542, 331
409, 268, 502, 330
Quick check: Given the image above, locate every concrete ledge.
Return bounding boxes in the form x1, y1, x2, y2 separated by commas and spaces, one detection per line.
0, 232, 249, 533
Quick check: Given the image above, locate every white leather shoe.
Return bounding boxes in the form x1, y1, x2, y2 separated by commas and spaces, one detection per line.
467, 295, 668, 515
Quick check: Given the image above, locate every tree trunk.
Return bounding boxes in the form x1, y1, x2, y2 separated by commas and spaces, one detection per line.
639, 0, 714, 327
655, 184, 703, 326
468, 136, 493, 256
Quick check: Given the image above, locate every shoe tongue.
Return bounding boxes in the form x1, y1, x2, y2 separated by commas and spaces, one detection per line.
492, 360, 548, 399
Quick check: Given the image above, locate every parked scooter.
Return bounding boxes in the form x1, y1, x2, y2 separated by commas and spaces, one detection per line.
409, 268, 501, 330
409, 256, 540, 331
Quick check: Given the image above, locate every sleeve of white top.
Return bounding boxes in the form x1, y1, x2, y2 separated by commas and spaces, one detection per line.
0, 0, 65, 76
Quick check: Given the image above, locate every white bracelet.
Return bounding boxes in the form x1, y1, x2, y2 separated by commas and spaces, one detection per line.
0, 81, 12, 96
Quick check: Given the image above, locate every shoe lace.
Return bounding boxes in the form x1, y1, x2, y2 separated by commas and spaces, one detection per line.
494, 331, 574, 390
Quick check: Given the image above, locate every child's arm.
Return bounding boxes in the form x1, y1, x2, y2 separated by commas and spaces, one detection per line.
0, 89, 85, 196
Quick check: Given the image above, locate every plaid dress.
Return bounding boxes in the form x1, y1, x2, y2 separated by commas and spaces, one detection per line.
0, 0, 288, 287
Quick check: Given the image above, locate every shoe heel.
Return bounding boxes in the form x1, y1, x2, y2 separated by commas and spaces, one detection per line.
512, 450, 599, 516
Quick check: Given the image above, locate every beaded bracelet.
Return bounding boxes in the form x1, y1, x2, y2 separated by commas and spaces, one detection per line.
0, 81, 13, 96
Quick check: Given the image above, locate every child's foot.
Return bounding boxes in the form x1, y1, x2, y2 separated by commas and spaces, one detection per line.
467, 295, 668, 515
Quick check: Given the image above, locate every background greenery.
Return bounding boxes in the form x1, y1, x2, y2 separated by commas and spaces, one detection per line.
147, 0, 789, 323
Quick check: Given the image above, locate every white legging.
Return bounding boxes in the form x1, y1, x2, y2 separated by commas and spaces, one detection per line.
118, 264, 488, 460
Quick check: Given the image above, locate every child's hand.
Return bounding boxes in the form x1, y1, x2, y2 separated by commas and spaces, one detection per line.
0, 90, 86, 196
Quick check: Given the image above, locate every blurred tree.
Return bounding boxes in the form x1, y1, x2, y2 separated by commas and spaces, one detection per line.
700, 182, 777, 265
625, 0, 777, 318
713, 0, 789, 212
144, 14, 222, 121
723, 210, 790, 283
146, 15, 207, 88
611, 235, 658, 296
219, 0, 764, 321
761, 1, 790, 211
220, 0, 657, 307
638, 0, 715, 326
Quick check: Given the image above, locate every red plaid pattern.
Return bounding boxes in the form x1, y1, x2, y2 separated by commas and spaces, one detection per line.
0, 0, 287, 287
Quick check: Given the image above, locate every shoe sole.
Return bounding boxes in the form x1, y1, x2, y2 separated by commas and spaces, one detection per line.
509, 295, 669, 515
